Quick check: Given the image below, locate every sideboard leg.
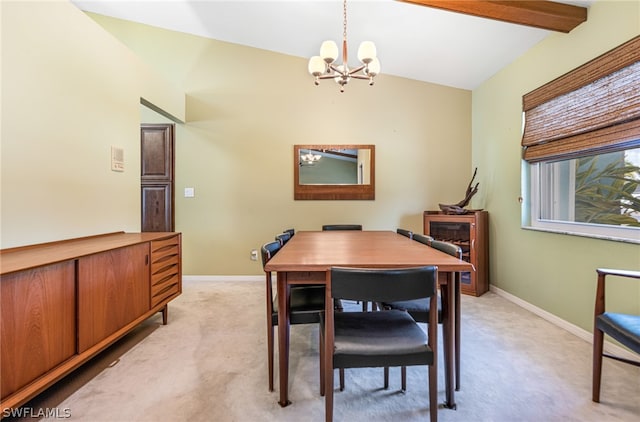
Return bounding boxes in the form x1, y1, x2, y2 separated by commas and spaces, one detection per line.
161, 305, 168, 325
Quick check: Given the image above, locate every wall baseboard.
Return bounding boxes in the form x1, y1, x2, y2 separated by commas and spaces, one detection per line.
183, 275, 262, 282
490, 285, 637, 362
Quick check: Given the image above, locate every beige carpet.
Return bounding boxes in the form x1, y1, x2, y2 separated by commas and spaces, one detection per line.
10, 279, 640, 421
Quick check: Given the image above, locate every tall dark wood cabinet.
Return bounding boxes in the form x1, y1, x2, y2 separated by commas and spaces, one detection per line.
141, 124, 175, 232
424, 210, 489, 296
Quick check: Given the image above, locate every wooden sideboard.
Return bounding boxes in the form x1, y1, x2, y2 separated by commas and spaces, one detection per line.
0, 232, 181, 412
424, 211, 489, 296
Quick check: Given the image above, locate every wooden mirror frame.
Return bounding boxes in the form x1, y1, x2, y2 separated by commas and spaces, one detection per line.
294, 144, 375, 200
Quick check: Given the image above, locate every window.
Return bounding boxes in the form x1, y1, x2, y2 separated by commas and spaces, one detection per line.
529, 148, 640, 242
522, 36, 640, 243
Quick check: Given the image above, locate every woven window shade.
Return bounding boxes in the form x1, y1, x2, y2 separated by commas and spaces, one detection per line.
522, 36, 640, 162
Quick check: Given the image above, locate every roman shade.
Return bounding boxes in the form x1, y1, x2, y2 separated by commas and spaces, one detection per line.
522, 36, 640, 163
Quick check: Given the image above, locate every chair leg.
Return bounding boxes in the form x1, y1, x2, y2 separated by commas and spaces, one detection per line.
362, 301, 368, 312
455, 277, 461, 391
325, 364, 334, 422
401, 366, 407, 392
339, 369, 345, 391
592, 327, 604, 402
268, 323, 274, 392
384, 367, 389, 389
441, 320, 452, 396
320, 328, 325, 397
429, 364, 438, 422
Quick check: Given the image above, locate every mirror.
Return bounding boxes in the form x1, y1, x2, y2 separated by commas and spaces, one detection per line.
294, 144, 375, 200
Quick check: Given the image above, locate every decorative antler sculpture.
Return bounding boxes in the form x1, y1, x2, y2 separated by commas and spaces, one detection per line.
438, 168, 481, 215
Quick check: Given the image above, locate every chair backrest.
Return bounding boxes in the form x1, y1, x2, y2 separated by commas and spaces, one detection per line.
322, 224, 363, 231
396, 228, 413, 239
330, 266, 437, 303
430, 239, 462, 259
283, 228, 295, 237
413, 233, 434, 246
275, 232, 291, 246
261, 241, 281, 269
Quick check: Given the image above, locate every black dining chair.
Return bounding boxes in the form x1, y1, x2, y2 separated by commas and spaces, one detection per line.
381, 239, 463, 392
261, 241, 325, 392
592, 268, 640, 403
413, 233, 434, 246
275, 232, 291, 246
322, 224, 369, 311
320, 266, 439, 422
397, 228, 413, 239
322, 224, 363, 231
283, 228, 295, 237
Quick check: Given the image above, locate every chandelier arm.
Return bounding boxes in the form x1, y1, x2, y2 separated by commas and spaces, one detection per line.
328, 64, 346, 75
317, 74, 338, 80
350, 74, 372, 80
348, 65, 366, 75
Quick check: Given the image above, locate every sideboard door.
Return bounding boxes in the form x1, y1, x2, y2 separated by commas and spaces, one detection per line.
1, 262, 76, 399
77, 244, 150, 353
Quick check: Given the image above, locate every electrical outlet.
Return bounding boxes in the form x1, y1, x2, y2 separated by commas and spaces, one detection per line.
250, 249, 258, 261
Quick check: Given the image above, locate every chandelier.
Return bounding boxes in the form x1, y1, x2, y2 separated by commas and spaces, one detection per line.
300, 149, 322, 165
307, 0, 380, 92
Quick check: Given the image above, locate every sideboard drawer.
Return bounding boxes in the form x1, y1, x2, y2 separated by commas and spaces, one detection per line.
150, 235, 181, 308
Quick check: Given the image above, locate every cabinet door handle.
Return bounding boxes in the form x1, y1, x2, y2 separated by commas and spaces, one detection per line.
471, 239, 475, 249
145, 255, 149, 265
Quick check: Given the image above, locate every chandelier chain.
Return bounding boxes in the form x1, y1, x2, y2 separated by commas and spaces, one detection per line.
343, 0, 347, 41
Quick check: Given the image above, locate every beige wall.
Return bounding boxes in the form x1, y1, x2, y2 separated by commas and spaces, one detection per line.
93, 13, 472, 276
2, 0, 637, 342
1, 0, 184, 247
472, 0, 640, 332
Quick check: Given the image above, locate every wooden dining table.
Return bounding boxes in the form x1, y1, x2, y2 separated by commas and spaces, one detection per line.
264, 230, 473, 409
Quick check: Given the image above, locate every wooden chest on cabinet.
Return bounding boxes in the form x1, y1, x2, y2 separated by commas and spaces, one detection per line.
424, 211, 489, 296
0, 232, 181, 413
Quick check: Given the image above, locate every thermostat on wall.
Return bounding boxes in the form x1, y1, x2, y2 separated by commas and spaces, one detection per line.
111, 146, 124, 172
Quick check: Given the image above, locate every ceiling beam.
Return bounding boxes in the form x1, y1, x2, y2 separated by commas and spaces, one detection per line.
399, 1, 588, 33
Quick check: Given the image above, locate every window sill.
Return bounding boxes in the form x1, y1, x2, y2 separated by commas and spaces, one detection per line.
521, 225, 640, 245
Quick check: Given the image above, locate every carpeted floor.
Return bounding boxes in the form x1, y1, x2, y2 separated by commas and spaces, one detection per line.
10, 279, 640, 421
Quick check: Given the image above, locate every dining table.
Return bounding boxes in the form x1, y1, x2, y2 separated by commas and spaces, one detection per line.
264, 230, 473, 409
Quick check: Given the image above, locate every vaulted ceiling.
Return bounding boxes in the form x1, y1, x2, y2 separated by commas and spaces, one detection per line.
72, 0, 592, 90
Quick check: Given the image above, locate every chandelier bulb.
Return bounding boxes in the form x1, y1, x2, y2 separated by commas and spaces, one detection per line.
357, 41, 376, 64
366, 57, 381, 77
308, 56, 326, 77
320, 40, 339, 64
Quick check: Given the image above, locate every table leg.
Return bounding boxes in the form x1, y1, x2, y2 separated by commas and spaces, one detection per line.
441, 272, 457, 409
277, 272, 291, 407
455, 272, 461, 392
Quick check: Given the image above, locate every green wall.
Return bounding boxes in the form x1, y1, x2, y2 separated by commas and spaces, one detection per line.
472, 0, 640, 333
4, 0, 636, 338
91, 13, 473, 276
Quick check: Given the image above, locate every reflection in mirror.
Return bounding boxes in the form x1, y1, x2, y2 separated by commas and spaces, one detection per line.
299, 147, 371, 185
294, 145, 375, 200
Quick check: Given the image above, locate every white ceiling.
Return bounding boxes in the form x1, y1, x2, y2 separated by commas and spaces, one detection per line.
72, 0, 592, 90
